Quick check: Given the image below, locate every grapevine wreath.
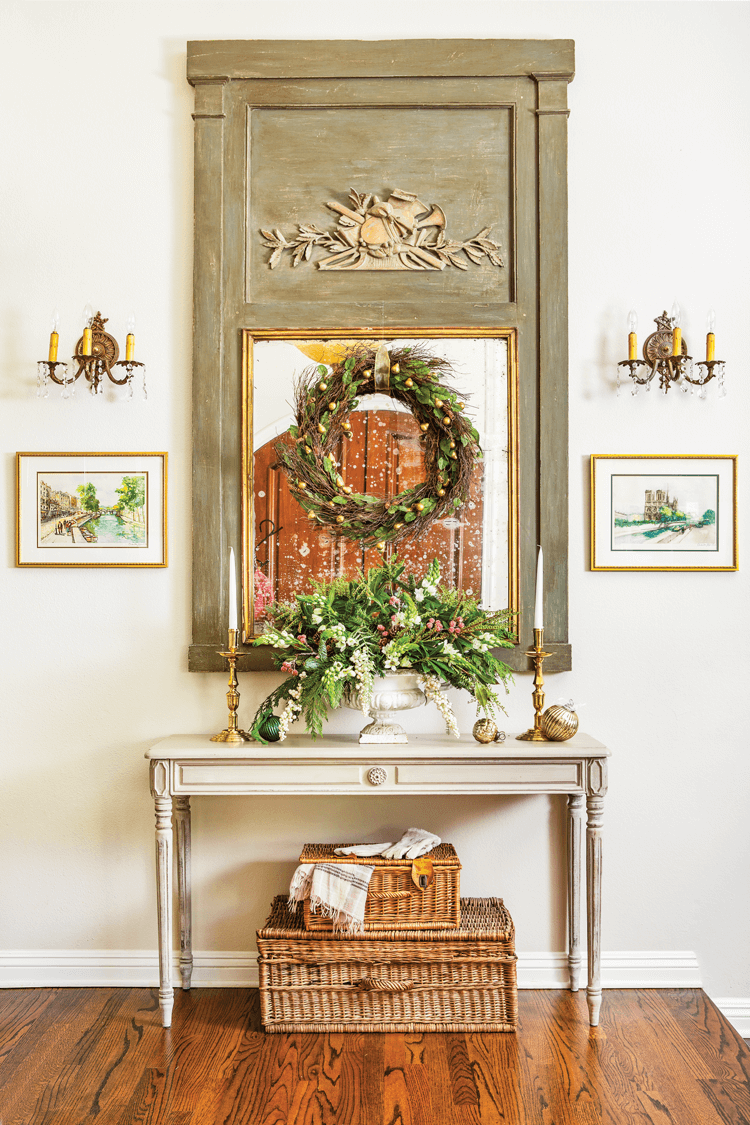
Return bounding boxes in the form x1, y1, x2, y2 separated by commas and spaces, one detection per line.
275, 343, 482, 548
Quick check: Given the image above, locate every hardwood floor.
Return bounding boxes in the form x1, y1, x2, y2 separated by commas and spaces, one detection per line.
0, 988, 748, 1124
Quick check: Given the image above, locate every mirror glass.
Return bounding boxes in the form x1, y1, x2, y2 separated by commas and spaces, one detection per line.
244, 332, 517, 636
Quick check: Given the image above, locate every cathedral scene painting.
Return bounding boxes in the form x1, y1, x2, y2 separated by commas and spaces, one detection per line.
611, 474, 718, 552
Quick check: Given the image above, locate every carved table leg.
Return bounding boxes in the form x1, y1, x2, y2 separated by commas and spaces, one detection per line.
586, 758, 608, 1027
567, 792, 584, 992
150, 760, 174, 1028
174, 796, 193, 990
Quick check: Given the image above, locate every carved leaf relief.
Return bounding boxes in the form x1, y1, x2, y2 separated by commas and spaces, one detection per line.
261, 188, 504, 273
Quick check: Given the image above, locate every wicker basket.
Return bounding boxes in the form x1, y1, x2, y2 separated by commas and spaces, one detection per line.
299, 842, 461, 932
258, 895, 517, 1033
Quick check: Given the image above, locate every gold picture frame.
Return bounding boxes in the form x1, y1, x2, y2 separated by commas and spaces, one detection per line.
16, 451, 168, 567
590, 454, 737, 572
241, 328, 519, 642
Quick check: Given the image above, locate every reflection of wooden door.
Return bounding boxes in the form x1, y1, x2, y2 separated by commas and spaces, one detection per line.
253, 410, 483, 623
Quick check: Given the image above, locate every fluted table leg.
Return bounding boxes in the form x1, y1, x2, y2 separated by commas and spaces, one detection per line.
567, 792, 584, 992
585, 756, 608, 1026
150, 760, 174, 1028
174, 796, 193, 990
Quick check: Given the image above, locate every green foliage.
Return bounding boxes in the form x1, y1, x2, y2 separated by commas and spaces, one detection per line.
76, 482, 99, 512
116, 475, 146, 512
251, 556, 514, 738
702, 509, 716, 525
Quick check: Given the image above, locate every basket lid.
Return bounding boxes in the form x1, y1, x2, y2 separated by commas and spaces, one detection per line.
259, 895, 512, 942
299, 842, 460, 867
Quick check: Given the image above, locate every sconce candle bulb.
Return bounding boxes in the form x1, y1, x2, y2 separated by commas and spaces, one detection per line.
706, 308, 716, 362
48, 310, 60, 362
125, 311, 136, 362
627, 308, 637, 361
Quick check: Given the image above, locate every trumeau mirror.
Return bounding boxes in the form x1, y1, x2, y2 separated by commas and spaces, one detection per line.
187, 39, 574, 674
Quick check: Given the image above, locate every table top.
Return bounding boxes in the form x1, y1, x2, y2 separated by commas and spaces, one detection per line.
146, 732, 609, 760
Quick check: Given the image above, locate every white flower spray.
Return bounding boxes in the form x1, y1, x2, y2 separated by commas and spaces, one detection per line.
351, 648, 375, 718
277, 684, 303, 741
418, 674, 460, 738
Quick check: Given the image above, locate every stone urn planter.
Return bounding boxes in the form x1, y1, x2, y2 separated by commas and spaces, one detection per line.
344, 672, 425, 744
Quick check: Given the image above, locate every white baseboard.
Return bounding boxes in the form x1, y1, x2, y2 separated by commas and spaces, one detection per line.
709, 997, 750, 1039
0, 947, 702, 991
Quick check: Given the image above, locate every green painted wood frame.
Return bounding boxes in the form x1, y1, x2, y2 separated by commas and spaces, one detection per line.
186, 39, 574, 673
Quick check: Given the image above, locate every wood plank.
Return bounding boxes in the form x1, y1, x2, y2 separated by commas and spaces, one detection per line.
187, 39, 576, 83
0, 989, 113, 1124
0, 988, 56, 1068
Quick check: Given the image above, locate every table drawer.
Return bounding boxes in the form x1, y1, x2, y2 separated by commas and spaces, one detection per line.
395, 762, 580, 790
173, 762, 363, 792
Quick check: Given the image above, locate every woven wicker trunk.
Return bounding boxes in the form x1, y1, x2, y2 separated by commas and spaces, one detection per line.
299, 842, 461, 931
258, 895, 517, 1033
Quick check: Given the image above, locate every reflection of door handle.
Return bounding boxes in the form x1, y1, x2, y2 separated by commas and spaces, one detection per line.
255, 519, 283, 571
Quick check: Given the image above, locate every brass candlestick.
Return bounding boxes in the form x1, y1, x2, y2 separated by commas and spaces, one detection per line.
517, 628, 552, 741
210, 628, 253, 742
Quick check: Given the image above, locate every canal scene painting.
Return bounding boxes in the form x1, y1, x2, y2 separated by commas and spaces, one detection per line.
611, 474, 718, 552
17, 453, 167, 567
37, 471, 148, 548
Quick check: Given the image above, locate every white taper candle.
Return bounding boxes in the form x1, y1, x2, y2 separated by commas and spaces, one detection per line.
228, 546, 238, 632
533, 545, 544, 630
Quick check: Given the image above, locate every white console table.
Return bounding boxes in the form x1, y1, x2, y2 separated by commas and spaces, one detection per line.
146, 732, 609, 1029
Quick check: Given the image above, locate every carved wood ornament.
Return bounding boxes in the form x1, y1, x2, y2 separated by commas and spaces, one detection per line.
261, 188, 504, 272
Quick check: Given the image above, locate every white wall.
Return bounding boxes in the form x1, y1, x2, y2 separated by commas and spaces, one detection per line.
2, 1, 748, 1008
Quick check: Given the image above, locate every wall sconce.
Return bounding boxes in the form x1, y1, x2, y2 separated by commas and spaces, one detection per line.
618, 304, 726, 398
37, 306, 146, 399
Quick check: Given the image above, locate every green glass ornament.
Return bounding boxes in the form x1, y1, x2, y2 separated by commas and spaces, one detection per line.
257, 713, 281, 742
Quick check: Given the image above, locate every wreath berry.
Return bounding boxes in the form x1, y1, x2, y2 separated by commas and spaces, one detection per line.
275, 343, 482, 548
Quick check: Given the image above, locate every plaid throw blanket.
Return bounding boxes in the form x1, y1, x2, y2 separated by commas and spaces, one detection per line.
289, 862, 375, 933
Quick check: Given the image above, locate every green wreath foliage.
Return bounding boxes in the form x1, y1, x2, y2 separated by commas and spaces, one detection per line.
275, 344, 482, 547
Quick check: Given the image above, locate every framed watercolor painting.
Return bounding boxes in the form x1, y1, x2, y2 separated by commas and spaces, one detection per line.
16, 452, 167, 567
590, 454, 737, 571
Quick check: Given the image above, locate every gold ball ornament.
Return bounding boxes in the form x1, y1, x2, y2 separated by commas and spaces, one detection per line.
342, 421, 351, 431
297, 480, 307, 490
394, 522, 403, 530
415, 502, 425, 512
376, 541, 386, 551
420, 423, 430, 432
319, 381, 328, 391
392, 363, 400, 374
435, 398, 444, 408
405, 377, 414, 387
317, 423, 326, 434
449, 440, 456, 449
450, 451, 458, 460
328, 402, 337, 411
443, 415, 452, 425
540, 705, 579, 742
472, 719, 507, 745
437, 488, 446, 497
335, 515, 345, 524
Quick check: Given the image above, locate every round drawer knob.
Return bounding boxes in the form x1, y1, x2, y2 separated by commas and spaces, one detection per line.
367, 766, 387, 786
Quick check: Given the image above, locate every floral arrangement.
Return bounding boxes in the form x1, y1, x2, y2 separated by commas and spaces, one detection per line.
250, 557, 513, 742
